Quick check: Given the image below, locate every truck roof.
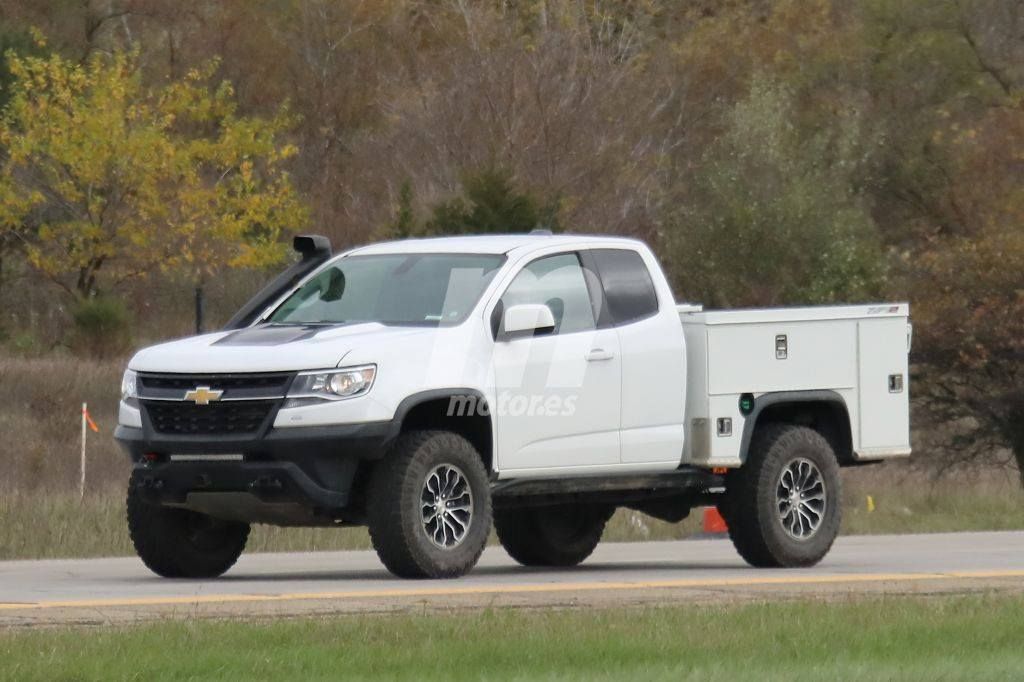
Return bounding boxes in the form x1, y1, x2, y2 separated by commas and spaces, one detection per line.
346, 233, 642, 256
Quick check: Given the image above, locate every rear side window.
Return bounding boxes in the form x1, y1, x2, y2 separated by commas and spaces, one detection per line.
590, 248, 659, 325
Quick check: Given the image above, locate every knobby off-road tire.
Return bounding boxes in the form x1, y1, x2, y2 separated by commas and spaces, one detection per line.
367, 430, 492, 579
126, 471, 250, 578
722, 424, 841, 568
494, 503, 614, 567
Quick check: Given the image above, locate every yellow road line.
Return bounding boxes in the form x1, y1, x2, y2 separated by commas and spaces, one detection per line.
1, 569, 1023, 611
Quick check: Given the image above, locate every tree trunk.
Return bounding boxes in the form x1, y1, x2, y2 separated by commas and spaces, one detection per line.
1003, 397, 1024, 487
195, 285, 205, 334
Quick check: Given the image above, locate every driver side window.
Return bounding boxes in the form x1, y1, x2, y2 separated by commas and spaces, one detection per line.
500, 253, 596, 335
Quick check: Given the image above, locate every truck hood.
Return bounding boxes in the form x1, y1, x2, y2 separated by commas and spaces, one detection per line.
128, 323, 432, 373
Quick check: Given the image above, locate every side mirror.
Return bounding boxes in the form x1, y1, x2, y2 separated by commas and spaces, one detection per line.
320, 268, 346, 302
501, 303, 555, 339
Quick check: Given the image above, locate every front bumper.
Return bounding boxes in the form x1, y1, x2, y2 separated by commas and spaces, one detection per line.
115, 421, 395, 522
131, 459, 353, 517
114, 421, 393, 461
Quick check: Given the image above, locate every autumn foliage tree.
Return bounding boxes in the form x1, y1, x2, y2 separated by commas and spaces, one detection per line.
0, 46, 306, 302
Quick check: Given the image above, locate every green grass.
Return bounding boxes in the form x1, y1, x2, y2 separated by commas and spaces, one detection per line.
2, 595, 1023, 680
2, 471, 1022, 560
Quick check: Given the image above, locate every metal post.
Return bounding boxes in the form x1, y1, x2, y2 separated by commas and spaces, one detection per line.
80, 403, 87, 500
195, 286, 204, 334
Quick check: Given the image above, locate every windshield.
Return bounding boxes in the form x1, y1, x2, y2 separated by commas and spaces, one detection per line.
267, 253, 506, 326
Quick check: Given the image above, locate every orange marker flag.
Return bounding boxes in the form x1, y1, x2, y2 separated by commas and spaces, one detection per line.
83, 405, 99, 433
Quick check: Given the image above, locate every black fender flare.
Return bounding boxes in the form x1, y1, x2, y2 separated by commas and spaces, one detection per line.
738, 390, 852, 463
384, 387, 493, 451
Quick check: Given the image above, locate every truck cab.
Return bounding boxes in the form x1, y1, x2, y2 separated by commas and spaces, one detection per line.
117, 233, 911, 579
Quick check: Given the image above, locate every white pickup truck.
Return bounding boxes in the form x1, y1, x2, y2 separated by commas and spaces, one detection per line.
116, 233, 911, 579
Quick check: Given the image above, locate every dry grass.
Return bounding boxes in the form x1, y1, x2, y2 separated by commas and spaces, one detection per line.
0, 355, 127, 493
0, 486, 375, 560
2, 470, 1022, 560
841, 464, 1024, 534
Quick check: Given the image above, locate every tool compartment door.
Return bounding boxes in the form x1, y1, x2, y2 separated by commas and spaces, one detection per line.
856, 316, 911, 456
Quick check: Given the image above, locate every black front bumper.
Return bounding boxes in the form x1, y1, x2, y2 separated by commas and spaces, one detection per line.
115, 420, 393, 461
115, 420, 395, 520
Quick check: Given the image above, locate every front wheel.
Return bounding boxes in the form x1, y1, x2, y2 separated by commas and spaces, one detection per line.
367, 430, 492, 578
126, 472, 250, 578
721, 424, 841, 568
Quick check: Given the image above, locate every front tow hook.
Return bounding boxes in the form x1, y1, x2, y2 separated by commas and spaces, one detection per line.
138, 476, 164, 491
250, 476, 284, 492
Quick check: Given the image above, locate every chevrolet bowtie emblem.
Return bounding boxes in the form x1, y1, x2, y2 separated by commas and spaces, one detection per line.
184, 386, 224, 405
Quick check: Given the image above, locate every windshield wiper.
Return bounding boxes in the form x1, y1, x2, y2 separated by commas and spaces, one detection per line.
261, 320, 345, 327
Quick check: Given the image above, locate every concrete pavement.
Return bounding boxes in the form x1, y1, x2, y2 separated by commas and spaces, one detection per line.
1, 531, 1022, 626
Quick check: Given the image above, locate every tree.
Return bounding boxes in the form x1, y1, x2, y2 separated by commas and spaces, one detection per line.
845, 0, 1024, 478
909, 220, 1024, 479
0, 46, 306, 301
662, 77, 885, 308
0, 27, 49, 297
424, 168, 556, 236
389, 181, 416, 238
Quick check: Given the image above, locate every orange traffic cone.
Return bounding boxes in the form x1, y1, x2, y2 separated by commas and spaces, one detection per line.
702, 506, 728, 535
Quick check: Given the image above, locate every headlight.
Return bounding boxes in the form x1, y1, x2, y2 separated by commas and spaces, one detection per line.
284, 365, 376, 407
121, 369, 138, 402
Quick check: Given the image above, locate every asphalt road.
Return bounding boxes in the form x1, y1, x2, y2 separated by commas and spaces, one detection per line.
1, 531, 1022, 626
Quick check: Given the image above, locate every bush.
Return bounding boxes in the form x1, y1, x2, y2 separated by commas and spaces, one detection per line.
70, 297, 132, 357
8, 330, 41, 356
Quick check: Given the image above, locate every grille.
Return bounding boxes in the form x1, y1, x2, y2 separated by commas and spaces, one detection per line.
139, 373, 292, 392
137, 372, 295, 403
144, 400, 275, 436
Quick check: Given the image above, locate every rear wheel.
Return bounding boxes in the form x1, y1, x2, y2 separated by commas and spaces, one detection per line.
722, 424, 841, 568
126, 472, 250, 578
494, 503, 613, 567
367, 430, 492, 578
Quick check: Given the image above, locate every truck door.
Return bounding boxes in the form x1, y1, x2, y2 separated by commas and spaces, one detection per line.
490, 252, 622, 472
583, 248, 687, 465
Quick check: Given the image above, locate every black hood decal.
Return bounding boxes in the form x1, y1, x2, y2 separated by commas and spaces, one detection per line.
213, 324, 344, 346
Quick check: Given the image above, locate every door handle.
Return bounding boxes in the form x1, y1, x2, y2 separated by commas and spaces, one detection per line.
586, 348, 615, 362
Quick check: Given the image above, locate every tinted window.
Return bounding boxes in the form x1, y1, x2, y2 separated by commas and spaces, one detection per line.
590, 249, 659, 325
269, 253, 505, 326
500, 253, 596, 335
